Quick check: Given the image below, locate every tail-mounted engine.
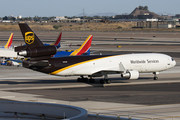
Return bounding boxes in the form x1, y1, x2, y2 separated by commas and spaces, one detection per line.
17, 46, 57, 57
121, 70, 139, 79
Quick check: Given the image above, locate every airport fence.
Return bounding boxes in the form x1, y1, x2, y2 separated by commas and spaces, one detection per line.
88, 112, 145, 120
152, 116, 180, 120
88, 112, 180, 120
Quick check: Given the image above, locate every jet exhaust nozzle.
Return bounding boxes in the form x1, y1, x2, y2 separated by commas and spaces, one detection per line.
18, 50, 27, 56
17, 46, 57, 57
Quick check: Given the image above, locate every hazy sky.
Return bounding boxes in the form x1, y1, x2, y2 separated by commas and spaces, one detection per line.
0, 0, 179, 17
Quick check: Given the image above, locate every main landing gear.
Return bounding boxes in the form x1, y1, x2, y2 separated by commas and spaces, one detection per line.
100, 72, 111, 84
153, 72, 158, 80
100, 79, 111, 84
77, 76, 95, 83
77, 74, 111, 84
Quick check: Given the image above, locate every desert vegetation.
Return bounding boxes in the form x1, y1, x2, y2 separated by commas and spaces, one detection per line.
0, 22, 180, 32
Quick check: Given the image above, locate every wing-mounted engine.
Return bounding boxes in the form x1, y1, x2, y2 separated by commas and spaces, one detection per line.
121, 70, 139, 79
16, 46, 57, 58
119, 62, 139, 79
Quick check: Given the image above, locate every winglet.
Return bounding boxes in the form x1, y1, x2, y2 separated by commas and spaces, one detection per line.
4, 33, 13, 49
70, 35, 93, 56
51, 32, 62, 49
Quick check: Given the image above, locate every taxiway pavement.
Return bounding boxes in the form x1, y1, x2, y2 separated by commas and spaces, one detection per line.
0, 31, 180, 119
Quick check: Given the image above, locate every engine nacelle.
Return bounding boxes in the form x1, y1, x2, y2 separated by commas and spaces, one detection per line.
17, 46, 57, 57
121, 70, 139, 79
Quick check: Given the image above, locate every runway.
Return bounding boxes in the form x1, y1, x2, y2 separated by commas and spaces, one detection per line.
0, 31, 180, 119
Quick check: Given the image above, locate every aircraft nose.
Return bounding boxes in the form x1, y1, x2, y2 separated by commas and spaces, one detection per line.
173, 60, 176, 66
171, 58, 176, 67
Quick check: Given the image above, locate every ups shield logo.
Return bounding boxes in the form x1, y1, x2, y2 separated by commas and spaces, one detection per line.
25, 32, 34, 45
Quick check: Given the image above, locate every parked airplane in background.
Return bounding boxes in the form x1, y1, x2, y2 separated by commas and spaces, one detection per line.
53, 35, 92, 57
0, 33, 17, 58
0, 33, 13, 49
16, 23, 176, 84
40, 32, 62, 49
0, 33, 21, 66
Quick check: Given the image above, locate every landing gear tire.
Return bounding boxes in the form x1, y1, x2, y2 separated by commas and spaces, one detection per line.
84, 78, 88, 83
89, 79, 95, 83
77, 77, 89, 82
106, 79, 111, 84
154, 77, 158, 80
100, 79, 105, 84
100, 79, 111, 84
153, 72, 158, 80
77, 78, 82, 82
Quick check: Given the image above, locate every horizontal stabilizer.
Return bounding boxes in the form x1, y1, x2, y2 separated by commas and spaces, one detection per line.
30, 61, 49, 68
24, 60, 49, 70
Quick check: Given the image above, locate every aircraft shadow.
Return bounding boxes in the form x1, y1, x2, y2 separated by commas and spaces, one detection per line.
0, 77, 154, 85
0, 79, 77, 84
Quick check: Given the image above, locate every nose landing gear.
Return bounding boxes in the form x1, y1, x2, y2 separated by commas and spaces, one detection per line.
100, 72, 111, 84
153, 72, 158, 80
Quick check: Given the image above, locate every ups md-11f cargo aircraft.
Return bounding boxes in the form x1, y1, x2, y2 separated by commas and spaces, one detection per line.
16, 23, 176, 84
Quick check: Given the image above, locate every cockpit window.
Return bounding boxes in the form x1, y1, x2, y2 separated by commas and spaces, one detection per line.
172, 58, 174, 61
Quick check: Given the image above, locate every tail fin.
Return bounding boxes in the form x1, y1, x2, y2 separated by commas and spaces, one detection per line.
68, 42, 72, 47
51, 32, 62, 49
16, 23, 57, 59
70, 35, 93, 56
4, 33, 13, 49
18, 23, 44, 47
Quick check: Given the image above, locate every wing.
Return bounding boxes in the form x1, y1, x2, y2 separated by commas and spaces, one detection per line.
91, 62, 126, 77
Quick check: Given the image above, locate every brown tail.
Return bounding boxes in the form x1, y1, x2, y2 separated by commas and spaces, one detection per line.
19, 23, 44, 47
